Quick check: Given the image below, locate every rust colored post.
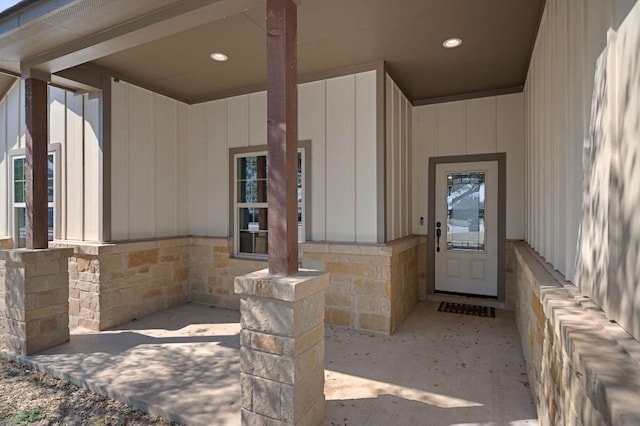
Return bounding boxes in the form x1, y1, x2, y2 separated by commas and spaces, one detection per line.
25, 78, 49, 249
267, 0, 298, 275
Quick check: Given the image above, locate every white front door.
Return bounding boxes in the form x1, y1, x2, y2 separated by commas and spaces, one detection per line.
434, 161, 498, 297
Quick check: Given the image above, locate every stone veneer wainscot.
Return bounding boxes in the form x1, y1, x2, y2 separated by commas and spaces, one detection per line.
302, 236, 423, 334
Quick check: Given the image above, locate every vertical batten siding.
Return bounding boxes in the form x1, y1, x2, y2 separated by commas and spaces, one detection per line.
65, 92, 84, 240
111, 81, 185, 240
154, 95, 178, 237
1, 81, 92, 242
204, 100, 228, 236
0, 91, 8, 237
176, 102, 189, 236
127, 87, 155, 239
110, 80, 128, 240
411, 104, 436, 236
187, 103, 206, 236
299, 81, 326, 241
83, 94, 101, 241
187, 70, 378, 243
355, 72, 378, 243
385, 74, 412, 242
526, 0, 640, 340
325, 76, 356, 241
411, 93, 525, 240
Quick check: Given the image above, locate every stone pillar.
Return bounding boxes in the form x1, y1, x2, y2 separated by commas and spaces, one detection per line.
0, 248, 72, 355
235, 269, 328, 426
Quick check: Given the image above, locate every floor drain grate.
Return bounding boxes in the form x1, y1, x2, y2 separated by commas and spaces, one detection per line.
437, 302, 495, 317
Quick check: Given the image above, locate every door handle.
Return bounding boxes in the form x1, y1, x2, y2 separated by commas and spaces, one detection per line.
436, 221, 442, 253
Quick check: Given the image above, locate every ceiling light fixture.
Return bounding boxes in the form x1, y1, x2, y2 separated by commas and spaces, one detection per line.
443, 38, 462, 49
210, 52, 229, 62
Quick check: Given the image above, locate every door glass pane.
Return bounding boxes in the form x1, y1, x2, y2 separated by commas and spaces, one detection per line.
446, 171, 485, 252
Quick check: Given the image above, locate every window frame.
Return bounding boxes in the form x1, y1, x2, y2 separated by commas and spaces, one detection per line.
9, 144, 61, 248
229, 141, 311, 259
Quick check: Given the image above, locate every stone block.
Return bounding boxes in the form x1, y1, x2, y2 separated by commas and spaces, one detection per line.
352, 278, 389, 297
241, 347, 295, 384
128, 250, 158, 267
325, 308, 352, 327
174, 267, 189, 281
36, 289, 59, 307
325, 262, 376, 278
251, 332, 285, 355
326, 292, 352, 308
235, 269, 328, 303
356, 296, 390, 314
358, 312, 390, 334
241, 296, 294, 336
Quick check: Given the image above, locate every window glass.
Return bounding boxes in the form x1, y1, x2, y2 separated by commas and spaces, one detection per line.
446, 171, 485, 252
236, 151, 303, 256
12, 153, 55, 247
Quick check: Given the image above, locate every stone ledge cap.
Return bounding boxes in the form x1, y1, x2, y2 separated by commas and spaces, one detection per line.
234, 268, 328, 302
0, 247, 74, 262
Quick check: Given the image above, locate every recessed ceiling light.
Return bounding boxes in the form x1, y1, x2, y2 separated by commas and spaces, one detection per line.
443, 38, 462, 49
210, 52, 229, 62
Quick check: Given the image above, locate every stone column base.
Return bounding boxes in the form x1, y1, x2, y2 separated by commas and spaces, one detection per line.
0, 248, 72, 355
235, 269, 328, 426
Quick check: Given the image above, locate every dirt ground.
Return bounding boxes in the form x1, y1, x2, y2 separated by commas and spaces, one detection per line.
0, 321, 178, 426
0, 357, 179, 426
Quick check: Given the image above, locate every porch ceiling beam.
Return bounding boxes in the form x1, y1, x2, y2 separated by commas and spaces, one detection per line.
24, 77, 49, 249
20, 0, 264, 74
267, 0, 298, 276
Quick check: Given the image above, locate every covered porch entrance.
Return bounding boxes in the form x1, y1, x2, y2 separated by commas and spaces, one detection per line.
7, 302, 536, 426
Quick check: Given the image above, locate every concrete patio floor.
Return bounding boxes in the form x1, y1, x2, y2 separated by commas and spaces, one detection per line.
12, 302, 537, 426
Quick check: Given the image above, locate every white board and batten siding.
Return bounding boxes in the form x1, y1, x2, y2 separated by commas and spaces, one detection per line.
110, 70, 379, 243
411, 93, 525, 241
525, 0, 640, 340
111, 82, 189, 241
385, 75, 412, 242
0, 81, 100, 242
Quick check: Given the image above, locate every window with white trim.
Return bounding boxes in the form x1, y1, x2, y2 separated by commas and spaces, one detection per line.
12, 153, 55, 248
234, 149, 305, 257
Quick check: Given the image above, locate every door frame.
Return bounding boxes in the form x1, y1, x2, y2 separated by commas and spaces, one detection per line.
427, 153, 507, 301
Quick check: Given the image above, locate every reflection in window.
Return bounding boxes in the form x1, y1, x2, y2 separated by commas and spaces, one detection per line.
446, 171, 485, 252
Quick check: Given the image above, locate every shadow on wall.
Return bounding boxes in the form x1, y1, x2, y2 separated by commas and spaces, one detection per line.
576, 1, 640, 341
614, 4, 640, 340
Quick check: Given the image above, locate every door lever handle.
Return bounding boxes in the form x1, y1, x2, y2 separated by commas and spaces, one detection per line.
436, 221, 442, 253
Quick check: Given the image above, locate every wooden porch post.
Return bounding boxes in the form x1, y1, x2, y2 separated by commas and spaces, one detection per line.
267, 0, 298, 275
24, 77, 49, 249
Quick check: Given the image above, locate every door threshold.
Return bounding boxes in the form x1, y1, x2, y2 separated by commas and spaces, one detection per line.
428, 293, 506, 310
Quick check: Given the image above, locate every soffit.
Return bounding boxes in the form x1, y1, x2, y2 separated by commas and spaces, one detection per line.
0, 0, 545, 103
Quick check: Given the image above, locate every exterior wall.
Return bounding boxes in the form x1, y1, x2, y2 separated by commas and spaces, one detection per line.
49, 236, 418, 334
0, 81, 100, 243
53, 239, 191, 330
302, 236, 420, 334
514, 242, 640, 425
412, 93, 525, 240
110, 70, 379, 243
190, 70, 379, 243
190, 237, 267, 309
385, 75, 412, 242
525, 0, 640, 341
111, 82, 190, 240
